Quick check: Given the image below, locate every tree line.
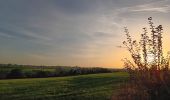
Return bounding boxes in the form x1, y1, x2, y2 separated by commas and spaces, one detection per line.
0, 64, 121, 79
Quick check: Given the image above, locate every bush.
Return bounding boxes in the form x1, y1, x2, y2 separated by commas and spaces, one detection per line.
34, 70, 49, 78
7, 68, 24, 78
0, 70, 9, 79
114, 17, 170, 100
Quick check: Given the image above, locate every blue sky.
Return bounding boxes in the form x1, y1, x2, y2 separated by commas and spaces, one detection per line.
0, 0, 170, 67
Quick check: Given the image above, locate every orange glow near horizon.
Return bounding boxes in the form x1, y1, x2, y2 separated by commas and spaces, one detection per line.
1, 1, 170, 68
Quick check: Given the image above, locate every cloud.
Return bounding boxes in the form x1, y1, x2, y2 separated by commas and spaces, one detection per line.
0, 0, 135, 65
117, 0, 170, 13
129, 4, 170, 13
0, 0, 170, 67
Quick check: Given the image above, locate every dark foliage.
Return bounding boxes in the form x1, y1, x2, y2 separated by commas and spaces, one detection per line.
113, 17, 170, 100
7, 68, 24, 79
0, 64, 118, 79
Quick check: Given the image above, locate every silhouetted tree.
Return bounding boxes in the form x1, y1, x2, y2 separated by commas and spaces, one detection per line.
117, 17, 170, 100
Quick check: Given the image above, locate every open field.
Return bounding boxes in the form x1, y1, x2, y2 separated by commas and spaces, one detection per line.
0, 72, 128, 100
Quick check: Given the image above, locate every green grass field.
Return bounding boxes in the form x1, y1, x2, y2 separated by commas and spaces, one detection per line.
0, 72, 128, 100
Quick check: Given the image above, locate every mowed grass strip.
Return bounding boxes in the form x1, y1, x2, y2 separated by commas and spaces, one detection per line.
0, 72, 128, 100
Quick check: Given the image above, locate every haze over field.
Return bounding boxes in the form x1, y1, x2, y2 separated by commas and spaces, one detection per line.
0, 0, 170, 67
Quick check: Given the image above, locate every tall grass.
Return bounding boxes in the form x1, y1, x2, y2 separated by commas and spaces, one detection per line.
114, 17, 170, 100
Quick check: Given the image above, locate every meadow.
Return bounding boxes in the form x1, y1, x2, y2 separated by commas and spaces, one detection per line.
0, 72, 128, 100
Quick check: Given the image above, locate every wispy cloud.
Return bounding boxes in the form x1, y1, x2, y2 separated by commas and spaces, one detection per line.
117, 0, 170, 13
130, 5, 170, 13
0, 0, 170, 67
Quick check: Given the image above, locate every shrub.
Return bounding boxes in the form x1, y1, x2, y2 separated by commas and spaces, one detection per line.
55, 67, 66, 76
0, 70, 9, 79
7, 68, 24, 78
114, 17, 170, 100
34, 70, 49, 78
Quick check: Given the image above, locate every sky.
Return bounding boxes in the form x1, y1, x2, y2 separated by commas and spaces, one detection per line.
0, 0, 170, 68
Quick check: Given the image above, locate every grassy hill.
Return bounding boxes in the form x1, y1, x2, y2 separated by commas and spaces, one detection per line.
0, 72, 128, 100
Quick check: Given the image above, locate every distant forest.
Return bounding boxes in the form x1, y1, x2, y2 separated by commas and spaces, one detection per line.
0, 64, 123, 79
